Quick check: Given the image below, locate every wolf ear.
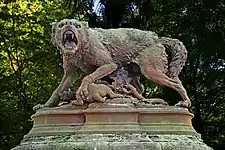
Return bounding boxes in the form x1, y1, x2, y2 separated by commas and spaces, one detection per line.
52, 22, 58, 28
51, 22, 58, 45
81, 21, 89, 28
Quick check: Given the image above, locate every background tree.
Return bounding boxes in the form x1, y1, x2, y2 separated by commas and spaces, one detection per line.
0, 0, 88, 149
0, 0, 224, 149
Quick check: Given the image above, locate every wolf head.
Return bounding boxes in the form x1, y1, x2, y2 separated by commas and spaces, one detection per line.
51, 19, 89, 54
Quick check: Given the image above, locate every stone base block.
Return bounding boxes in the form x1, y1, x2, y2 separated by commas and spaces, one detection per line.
12, 104, 212, 150
13, 134, 212, 150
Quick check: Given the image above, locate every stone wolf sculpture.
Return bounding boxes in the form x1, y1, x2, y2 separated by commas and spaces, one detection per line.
33, 19, 190, 111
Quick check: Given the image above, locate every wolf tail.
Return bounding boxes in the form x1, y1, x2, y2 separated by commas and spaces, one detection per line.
160, 37, 187, 79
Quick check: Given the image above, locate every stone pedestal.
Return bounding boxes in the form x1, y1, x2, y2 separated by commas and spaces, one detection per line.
13, 103, 212, 150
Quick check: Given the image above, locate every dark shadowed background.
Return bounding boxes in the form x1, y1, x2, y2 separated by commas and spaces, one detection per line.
0, 0, 225, 149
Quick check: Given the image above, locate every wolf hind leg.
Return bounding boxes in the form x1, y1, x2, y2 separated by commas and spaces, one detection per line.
143, 68, 191, 107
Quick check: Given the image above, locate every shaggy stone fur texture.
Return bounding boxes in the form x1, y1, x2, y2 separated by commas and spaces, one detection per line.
34, 19, 190, 111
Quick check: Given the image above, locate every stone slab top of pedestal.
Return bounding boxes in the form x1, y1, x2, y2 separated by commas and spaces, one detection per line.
32, 102, 192, 116
26, 103, 199, 138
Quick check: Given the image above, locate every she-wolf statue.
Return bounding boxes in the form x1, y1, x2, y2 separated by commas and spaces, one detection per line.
33, 19, 191, 111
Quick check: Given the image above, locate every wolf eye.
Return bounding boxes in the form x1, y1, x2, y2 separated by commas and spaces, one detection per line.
58, 23, 63, 28
75, 24, 81, 28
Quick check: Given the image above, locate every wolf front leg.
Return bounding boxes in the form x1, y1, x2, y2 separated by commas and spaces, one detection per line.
33, 72, 79, 111
76, 63, 117, 102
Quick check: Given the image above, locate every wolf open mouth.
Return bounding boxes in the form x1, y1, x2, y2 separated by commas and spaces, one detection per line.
63, 30, 78, 49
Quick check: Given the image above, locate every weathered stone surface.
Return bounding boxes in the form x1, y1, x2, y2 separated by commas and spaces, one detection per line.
16, 18, 211, 150
34, 19, 191, 111
12, 106, 212, 149
13, 134, 212, 150
24, 106, 198, 137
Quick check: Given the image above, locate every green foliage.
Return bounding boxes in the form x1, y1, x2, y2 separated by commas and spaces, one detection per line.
0, 0, 225, 149
0, 1, 77, 149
